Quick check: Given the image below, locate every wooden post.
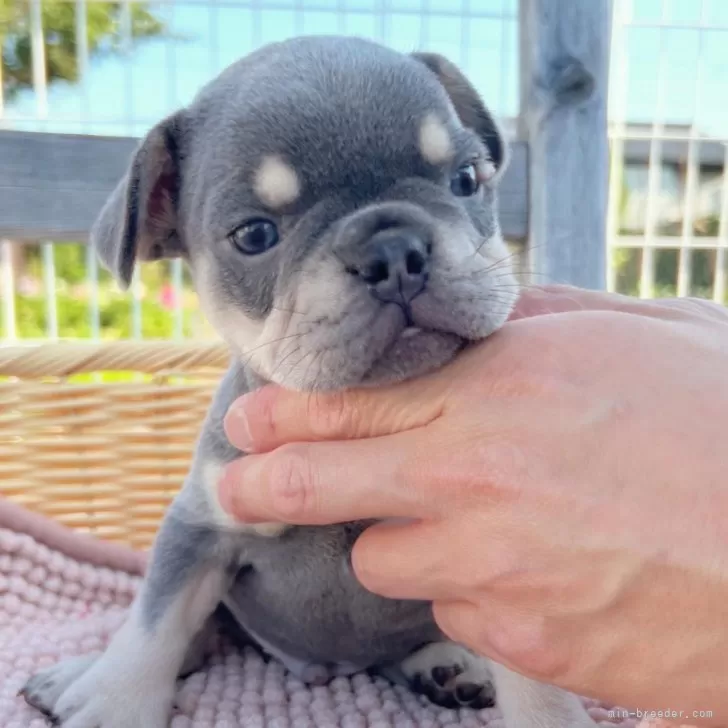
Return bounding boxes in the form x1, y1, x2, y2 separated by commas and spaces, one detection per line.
519, 0, 612, 290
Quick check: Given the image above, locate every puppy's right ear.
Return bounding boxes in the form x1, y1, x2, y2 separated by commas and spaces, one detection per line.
90, 111, 186, 289
411, 52, 508, 178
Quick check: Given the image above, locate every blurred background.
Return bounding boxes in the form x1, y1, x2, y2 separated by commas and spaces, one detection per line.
1, 0, 727, 344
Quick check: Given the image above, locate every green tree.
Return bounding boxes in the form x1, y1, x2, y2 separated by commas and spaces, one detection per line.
1, 0, 164, 100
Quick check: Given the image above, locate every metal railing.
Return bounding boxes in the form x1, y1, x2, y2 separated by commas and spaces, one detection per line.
0, 0, 611, 343
607, 0, 728, 303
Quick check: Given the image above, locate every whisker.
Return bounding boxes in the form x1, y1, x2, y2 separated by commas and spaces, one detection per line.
268, 337, 310, 383
270, 304, 307, 316
301, 347, 329, 390
238, 331, 307, 363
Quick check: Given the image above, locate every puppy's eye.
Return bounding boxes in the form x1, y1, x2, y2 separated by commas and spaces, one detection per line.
229, 219, 280, 255
450, 163, 480, 197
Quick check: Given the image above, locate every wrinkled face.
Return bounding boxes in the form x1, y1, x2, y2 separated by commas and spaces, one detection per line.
95, 37, 519, 391
180, 39, 518, 390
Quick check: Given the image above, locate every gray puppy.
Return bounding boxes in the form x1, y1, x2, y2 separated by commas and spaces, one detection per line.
21, 36, 595, 728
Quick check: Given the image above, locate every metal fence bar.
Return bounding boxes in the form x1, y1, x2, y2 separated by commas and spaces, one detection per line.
336, 0, 347, 34
8, 117, 726, 142
294, 0, 305, 35
75, 0, 91, 120
86, 245, 101, 340
75, 0, 102, 342
1, 241, 17, 341
610, 129, 728, 143
378, 0, 390, 44
30, 0, 48, 121
419, 0, 430, 49
252, 0, 263, 48
639, 0, 670, 300
627, 21, 728, 32
13, 0, 515, 16
677, 1, 708, 299
715, 145, 728, 304
209, 1, 221, 76
160, 2, 186, 341
614, 235, 728, 250
0, 27, 4, 119
42, 243, 59, 339
499, 0, 511, 118
605, 0, 628, 293
678, 139, 698, 297
172, 260, 184, 340
165, 2, 178, 108
115, 2, 143, 339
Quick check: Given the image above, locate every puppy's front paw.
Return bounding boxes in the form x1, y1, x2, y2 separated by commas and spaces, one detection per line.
20, 653, 100, 718
22, 650, 173, 728
401, 641, 496, 710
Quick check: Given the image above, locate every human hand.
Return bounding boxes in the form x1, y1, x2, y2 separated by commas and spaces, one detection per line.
219, 286, 728, 725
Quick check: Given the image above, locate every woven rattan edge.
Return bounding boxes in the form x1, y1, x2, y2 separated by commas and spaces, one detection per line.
0, 341, 231, 379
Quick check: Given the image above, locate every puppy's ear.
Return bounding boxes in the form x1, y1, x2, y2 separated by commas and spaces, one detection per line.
411, 52, 508, 175
90, 111, 185, 289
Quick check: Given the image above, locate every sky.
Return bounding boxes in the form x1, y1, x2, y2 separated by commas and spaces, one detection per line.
3, 0, 728, 140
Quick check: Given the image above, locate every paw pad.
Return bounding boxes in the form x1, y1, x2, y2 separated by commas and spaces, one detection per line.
412, 665, 495, 710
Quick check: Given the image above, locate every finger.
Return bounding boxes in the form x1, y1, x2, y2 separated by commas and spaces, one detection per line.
508, 285, 630, 321
218, 432, 440, 525
224, 379, 447, 454
510, 284, 728, 325
351, 520, 468, 601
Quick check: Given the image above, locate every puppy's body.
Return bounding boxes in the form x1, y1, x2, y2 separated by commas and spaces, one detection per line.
170, 361, 441, 677
22, 36, 596, 728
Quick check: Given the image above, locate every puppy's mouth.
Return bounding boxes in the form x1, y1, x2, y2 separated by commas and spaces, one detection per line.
360, 313, 466, 387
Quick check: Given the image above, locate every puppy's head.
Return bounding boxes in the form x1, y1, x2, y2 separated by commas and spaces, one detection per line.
92, 36, 518, 390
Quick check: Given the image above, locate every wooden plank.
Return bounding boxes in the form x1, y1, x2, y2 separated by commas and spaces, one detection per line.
0, 132, 139, 242
518, 0, 612, 290
0, 130, 529, 243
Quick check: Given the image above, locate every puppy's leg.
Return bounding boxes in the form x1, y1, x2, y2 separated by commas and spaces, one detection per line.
20, 496, 234, 728
21, 653, 101, 717
489, 661, 596, 728
21, 364, 272, 727
399, 641, 496, 710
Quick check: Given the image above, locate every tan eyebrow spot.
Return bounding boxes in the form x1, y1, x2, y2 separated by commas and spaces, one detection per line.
253, 155, 301, 209
418, 113, 454, 165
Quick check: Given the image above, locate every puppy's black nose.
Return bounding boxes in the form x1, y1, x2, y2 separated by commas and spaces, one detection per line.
347, 230, 431, 305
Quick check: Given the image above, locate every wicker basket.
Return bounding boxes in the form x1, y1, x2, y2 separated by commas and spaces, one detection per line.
0, 341, 229, 550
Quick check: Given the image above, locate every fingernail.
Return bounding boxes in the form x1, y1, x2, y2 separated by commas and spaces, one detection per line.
228, 398, 254, 451
218, 468, 236, 515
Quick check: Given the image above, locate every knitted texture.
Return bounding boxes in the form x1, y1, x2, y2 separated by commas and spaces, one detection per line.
0, 501, 673, 728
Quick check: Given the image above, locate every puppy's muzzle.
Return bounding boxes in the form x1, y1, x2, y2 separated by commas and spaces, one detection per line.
335, 204, 434, 312
346, 228, 430, 307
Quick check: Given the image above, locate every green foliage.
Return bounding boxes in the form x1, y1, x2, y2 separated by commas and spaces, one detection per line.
6, 289, 201, 340
611, 246, 718, 300
1, 0, 164, 99
6, 243, 212, 342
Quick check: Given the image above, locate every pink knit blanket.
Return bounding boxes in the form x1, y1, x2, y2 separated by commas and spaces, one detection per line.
0, 498, 677, 727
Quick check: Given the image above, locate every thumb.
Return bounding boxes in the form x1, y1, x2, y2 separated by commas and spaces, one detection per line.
224, 377, 447, 454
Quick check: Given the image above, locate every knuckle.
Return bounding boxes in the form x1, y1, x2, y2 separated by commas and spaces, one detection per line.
488, 615, 568, 682
431, 602, 482, 650
265, 444, 316, 519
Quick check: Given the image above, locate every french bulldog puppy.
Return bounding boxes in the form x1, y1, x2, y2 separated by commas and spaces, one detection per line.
22, 35, 595, 728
